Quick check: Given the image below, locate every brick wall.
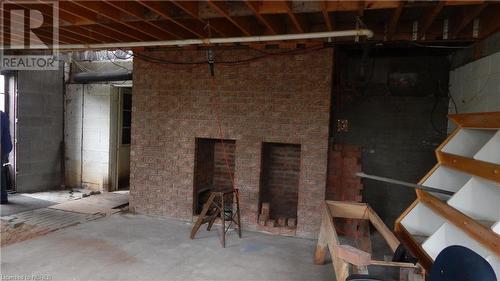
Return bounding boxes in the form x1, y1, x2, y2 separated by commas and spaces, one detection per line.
325, 144, 363, 202
260, 143, 300, 219
213, 141, 235, 192
130, 48, 332, 238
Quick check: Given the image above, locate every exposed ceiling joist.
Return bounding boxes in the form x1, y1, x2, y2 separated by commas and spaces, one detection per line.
420, 2, 445, 39
2, 2, 103, 45
206, 0, 255, 36
387, 1, 404, 41
58, 1, 140, 43
452, 2, 489, 38
477, 5, 500, 39
321, 1, 333, 31
103, 1, 178, 40
2, 1, 495, 48
285, 1, 306, 33
70, 1, 159, 41
137, 1, 206, 38
244, 1, 280, 35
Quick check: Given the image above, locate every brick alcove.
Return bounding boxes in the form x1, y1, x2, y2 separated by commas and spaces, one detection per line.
258, 142, 301, 230
193, 138, 235, 215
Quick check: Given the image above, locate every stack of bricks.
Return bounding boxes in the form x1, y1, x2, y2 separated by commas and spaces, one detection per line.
257, 202, 297, 236
325, 144, 366, 236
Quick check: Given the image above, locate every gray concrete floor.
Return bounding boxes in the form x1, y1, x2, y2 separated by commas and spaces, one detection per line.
1, 213, 333, 281
0, 194, 57, 216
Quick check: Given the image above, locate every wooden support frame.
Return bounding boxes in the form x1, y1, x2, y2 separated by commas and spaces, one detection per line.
315, 201, 424, 281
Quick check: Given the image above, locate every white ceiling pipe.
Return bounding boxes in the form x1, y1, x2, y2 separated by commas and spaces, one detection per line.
2, 29, 373, 50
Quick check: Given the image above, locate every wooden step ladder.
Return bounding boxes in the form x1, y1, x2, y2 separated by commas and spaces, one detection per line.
190, 189, 241, 248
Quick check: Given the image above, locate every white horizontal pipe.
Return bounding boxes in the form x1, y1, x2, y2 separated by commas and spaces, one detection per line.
2, 29, 373, 50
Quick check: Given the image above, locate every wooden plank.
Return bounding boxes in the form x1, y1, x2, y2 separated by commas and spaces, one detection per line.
327, 201, 369, 219
370, 260, 420, 269
433, 128, 460, 158
335, 244, 371, 266
437, 151, 500, 183
448, 112, 500, 128
367, 206, 400, 252
417, 189, 500, 255
314, 204, 350, 280
394, 222, 434, 271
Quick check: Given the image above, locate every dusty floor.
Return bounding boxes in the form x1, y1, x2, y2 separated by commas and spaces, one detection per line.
0, 194, 57, 216
1, 213, 333, 281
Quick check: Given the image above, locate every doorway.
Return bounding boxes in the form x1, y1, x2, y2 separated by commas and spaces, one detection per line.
110, 86, 131, 191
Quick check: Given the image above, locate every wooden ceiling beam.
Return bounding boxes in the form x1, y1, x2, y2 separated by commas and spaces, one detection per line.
420, 2, 445, 39
58, 2, 138, 43
321, 1, 333, 31
452, 3, 488, 38
206, 0, 254, 36
103, 1, 178, 40
387, 1, 404, 41
477, 5, 500, 39
244, 1, 280, 34
284, 1, 306, 33
1, 3, 98, 45
137, 0, 205, 38
69, 1, 155, 41
169, 1, 228, 37
0, 5, 90, 45
357, 1, 365, 17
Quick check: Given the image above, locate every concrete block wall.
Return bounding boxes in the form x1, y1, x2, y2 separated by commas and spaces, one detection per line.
449, 51, 500, 130
16, 67, 63, 192
130, 48, 332, 238
64, 84, 113, 190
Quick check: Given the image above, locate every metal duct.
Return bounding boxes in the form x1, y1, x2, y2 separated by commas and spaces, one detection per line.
72, 70, 132, 83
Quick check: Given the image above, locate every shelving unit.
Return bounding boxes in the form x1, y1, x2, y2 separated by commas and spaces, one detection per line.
395, 112, 500, 278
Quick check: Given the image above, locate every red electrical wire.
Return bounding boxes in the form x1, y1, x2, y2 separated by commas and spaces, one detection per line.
209, 70, 238, 197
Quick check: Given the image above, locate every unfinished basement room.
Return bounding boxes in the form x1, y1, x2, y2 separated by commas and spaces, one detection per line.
1, 1, 499, 280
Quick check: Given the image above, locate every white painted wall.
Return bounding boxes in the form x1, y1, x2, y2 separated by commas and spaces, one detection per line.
449, 51, 500, 130
65, 84, 112, 190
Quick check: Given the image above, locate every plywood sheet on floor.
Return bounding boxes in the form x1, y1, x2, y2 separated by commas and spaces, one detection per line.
48, 193, 128, 215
